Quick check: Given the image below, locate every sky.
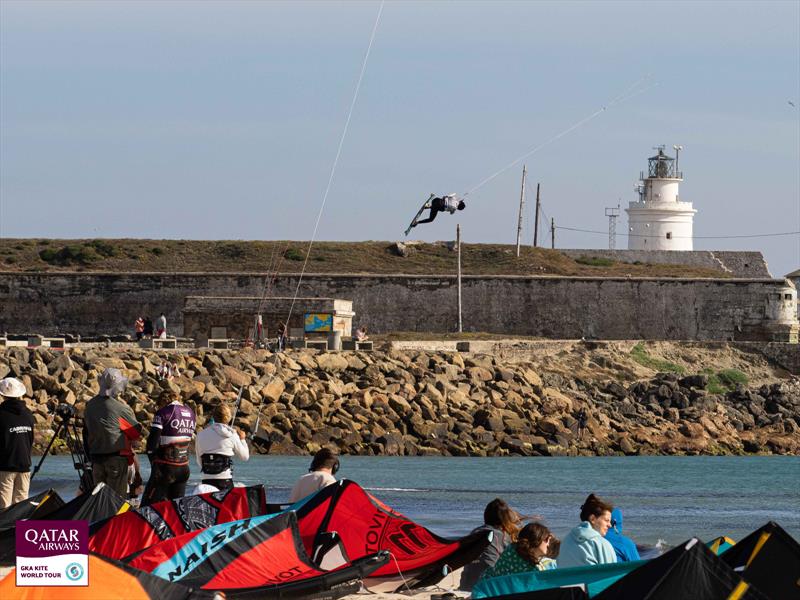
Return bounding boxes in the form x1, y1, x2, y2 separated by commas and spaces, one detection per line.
1, 0, 798, 277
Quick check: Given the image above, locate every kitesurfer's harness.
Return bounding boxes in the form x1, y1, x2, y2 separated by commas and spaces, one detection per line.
200, 453, 233, 475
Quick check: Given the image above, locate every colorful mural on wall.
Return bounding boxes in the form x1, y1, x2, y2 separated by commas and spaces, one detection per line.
304, 313, 333, 333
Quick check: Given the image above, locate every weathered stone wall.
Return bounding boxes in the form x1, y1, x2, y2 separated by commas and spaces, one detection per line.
559, 249, 770, 277
0, 273, 796, 341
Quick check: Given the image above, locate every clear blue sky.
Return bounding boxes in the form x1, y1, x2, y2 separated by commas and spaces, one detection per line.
1, 1, 798, 276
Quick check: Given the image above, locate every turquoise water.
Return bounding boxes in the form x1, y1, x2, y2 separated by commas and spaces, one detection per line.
30, 455, 800, 547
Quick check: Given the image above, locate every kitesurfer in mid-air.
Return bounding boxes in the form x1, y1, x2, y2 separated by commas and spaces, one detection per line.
411, 193, 465, 228
142, 390, 196, 505
195, 403, 250, 492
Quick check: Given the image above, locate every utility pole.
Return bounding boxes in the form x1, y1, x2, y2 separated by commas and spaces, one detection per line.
550, 218, 555, 249
533, 183, 541, 247
515, 165, 527, 257
605, 205, 620, 250
456, 224, 462, 333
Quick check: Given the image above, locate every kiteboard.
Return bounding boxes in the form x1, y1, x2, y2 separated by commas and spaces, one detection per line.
404, 194, 435, 236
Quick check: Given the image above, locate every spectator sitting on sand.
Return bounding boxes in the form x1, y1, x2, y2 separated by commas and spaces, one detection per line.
481, 522, 558, 579
460, 498, 523, 590
289, 448, 339, 502
558, 493, 617, 567
605, 507, 641, 562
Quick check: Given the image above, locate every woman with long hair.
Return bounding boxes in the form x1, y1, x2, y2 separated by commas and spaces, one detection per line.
482, 522, 559, 580
460, 498, 524, 590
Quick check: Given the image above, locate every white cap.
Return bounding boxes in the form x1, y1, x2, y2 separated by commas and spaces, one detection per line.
98, 368, 128, 397
0, 377, 27, 398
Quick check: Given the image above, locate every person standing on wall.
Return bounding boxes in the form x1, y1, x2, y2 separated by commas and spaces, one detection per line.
134, 316, 145, 341
142, 390, 196, 505
83, 369, 142, 497
155, 313, 167, 339
0, 378, 35, 509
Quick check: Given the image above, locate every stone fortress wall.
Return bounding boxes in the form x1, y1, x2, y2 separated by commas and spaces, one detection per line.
0, 270, 796, 342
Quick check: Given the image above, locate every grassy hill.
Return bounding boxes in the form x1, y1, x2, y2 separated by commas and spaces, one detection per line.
0, 238, 729, 278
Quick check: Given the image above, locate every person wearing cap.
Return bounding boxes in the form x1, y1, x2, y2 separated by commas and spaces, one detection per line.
0, 378, 35, 509
288, 448, 339, 502
82, 368, 142, 497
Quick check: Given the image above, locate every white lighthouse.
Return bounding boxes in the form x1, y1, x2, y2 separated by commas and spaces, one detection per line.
626, 145, 697, 250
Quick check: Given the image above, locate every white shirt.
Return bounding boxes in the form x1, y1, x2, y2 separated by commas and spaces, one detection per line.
195, 423, 249, 480
289, 471, 336, 502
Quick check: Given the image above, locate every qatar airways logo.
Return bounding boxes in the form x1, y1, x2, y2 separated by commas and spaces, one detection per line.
170, 417, 194, 431
23, 528, 81, 552
16, 521, 88, 587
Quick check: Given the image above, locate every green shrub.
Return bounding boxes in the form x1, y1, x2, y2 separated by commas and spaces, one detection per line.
4, 257, 17, 264
575, 255, 614, 267
86, 239, 117, 257
38, 239, 50, 246
150, 247, 165, 256
718, 369, 748, 387
284, 248, 305, 261
630, 343, 685, 374
39, 245, 100, 266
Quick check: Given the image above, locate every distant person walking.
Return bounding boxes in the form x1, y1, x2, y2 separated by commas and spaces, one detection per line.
134, 317, 145, 341
577, 408, 588, 439
155, 313, 167, 339
0, 378, 34, 509
276, 321, 288, 352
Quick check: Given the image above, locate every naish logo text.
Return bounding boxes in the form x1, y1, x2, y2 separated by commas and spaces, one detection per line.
24, 528, 81, 552
167, 519, 252, 582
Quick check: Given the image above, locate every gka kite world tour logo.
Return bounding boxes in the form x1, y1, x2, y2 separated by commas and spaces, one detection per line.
16, 521, 89, 587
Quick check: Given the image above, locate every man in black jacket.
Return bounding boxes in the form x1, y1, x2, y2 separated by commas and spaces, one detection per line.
0, 377, 35, 509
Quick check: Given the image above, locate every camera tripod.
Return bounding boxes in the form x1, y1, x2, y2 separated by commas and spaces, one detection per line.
31, 404, 94, 493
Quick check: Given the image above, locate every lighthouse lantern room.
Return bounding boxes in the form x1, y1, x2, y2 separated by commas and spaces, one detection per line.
625, 145, 697, 251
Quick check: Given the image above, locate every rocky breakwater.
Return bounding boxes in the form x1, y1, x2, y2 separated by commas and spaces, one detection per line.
1, 347, 798, 456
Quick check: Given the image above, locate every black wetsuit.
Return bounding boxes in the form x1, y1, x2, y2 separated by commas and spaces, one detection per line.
415, 196, 447, 225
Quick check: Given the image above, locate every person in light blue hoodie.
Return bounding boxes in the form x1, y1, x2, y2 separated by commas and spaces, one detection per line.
558, 493, 617, 568
604, 507, 641, 562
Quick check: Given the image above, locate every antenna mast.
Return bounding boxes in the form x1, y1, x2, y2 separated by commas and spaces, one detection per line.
605, 204, 621, 249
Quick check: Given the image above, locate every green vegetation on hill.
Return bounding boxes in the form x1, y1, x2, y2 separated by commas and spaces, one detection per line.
630, 343, 686, 374
0, 238, 731, 278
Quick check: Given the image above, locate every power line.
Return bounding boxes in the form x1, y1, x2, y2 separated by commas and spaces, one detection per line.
462, 76, 658, 198
555, 225, 800, 240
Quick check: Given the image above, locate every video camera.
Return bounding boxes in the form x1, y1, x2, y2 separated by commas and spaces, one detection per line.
53, 403, 76, 420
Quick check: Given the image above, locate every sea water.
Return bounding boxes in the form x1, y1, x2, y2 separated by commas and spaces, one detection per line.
30, 455, 800, 546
